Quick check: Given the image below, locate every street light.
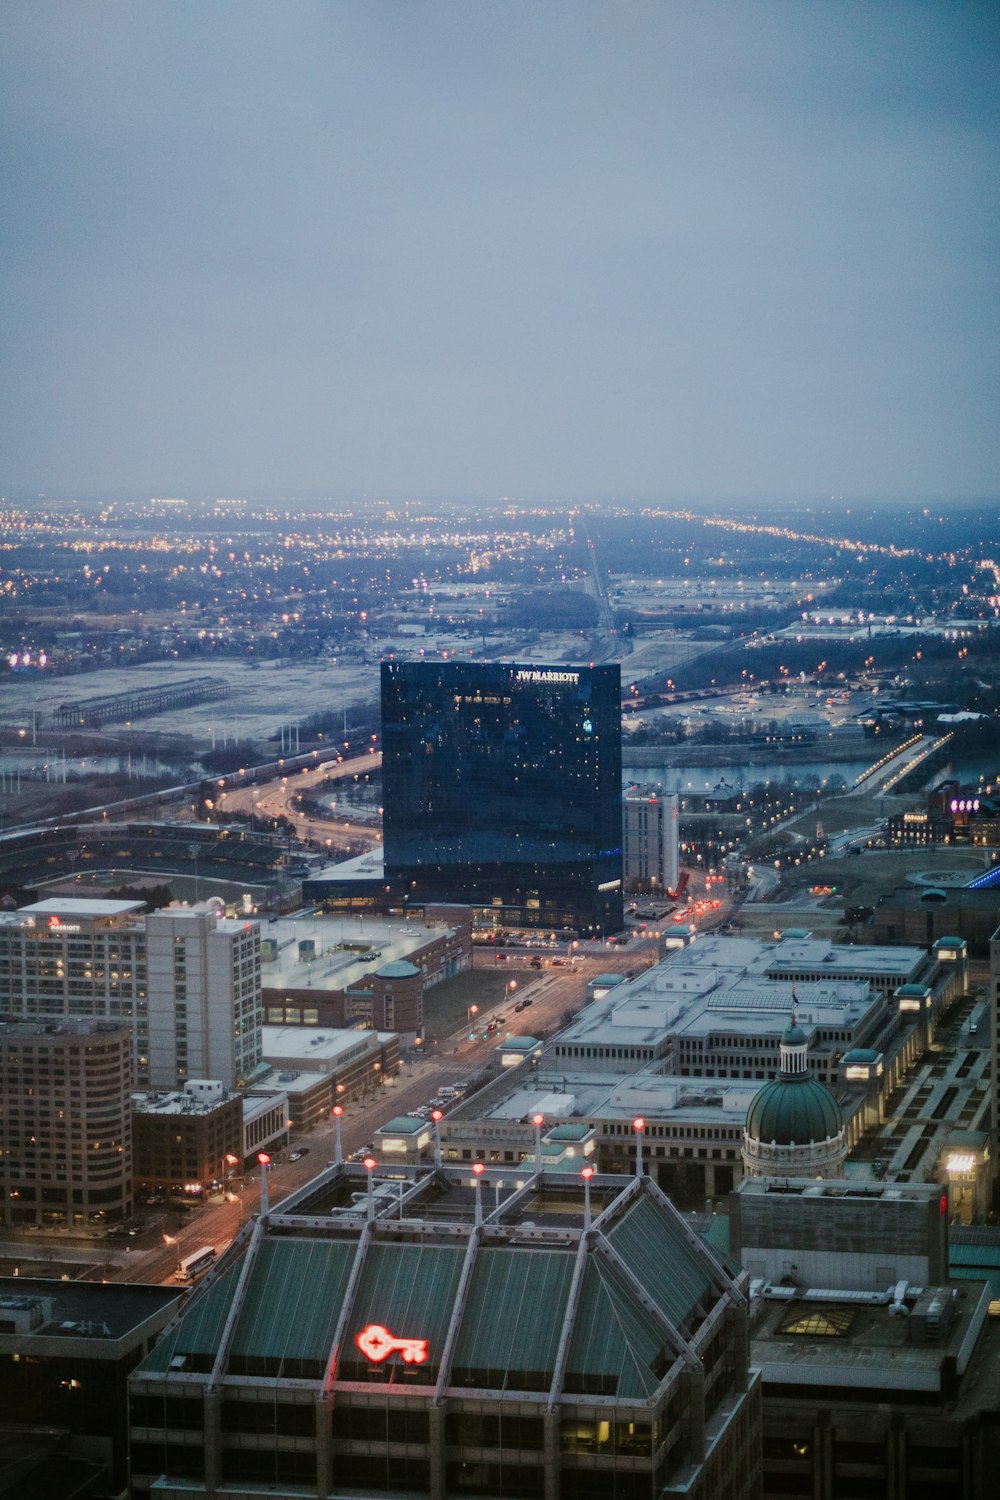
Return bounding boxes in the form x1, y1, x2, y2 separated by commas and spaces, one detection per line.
223, 1152, 239, 1202
431, 1109, 443, 1167
472, 1161, 485, 1226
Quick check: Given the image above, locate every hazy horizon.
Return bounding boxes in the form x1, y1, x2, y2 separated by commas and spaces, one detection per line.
2, 1, 998, 505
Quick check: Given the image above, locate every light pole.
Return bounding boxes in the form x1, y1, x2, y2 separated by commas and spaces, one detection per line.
633, 1117, 645, 1179
431, 1109, 443, 1168
581, 1165, 594, 1230
505, 980, 517, 1011
364, 1156, 377, 1222
331, 1105, 344, 1165
532, 1113, 545, 1176
467, 1004, 479, 1036
223, 1152, 239, 1205
257, 1151, 271, 1219
472, 1161, 485, 1225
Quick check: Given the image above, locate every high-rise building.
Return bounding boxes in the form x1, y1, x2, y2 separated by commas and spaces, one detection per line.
381, 661, 623, 935
623, 791, 679, 892
0, 898, 262, 1089
129, 1166, 761, 1499
0, 1017, 133, 1228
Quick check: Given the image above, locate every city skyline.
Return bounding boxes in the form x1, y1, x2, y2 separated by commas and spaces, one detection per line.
2, 1, 998, 504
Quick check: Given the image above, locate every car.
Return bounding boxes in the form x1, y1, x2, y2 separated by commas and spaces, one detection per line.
288, 1149, 308, 1162
521, 998, 533, 1008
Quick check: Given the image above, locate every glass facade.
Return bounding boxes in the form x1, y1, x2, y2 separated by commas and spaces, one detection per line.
381, 661, 623, 935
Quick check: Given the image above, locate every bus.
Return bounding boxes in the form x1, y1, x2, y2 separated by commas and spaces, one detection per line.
175, 1245, 216, 1282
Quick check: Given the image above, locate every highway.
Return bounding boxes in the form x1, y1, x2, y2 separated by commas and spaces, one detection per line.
214, 749, 382, 853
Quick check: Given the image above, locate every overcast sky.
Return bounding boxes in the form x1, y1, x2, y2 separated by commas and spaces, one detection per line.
1, 1, 997, 505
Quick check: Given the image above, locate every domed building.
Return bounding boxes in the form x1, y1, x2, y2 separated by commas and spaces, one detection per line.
742, 1020, 847, 1178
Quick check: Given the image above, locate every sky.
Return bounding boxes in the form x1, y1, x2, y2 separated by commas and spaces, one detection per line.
1, 1, 997, 506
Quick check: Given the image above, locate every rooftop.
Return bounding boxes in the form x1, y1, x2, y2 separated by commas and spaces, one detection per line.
261, 1024, 380, 1067
749, 1280, 996, 1402
259, 909, 454, 993
135, 1168, 741, 1406
16, 896, 145, 919
133, 1089, 234, 1116
0, 1277, 180, 1346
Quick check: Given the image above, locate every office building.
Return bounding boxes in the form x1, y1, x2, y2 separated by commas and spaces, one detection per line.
623, 791, 679, 893
427, 932, 972, 1207
0, 1276, 181, 1495
132, 1083, 243, 1196
381, 660, 624, 935
0, 1017, 133, 1228
0, 897, 262, 1090
258, 908, 470, 1035
990, 923, 1000, 1199
129, 1165, 761, 1499
731, 1177, 1000, 1499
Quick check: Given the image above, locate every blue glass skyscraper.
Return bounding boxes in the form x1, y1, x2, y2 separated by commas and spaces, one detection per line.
381, 660, 623, 935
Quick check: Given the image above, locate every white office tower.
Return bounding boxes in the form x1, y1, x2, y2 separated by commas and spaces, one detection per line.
144, 906, 262, 1089
623, 791, 680, 892
0, 897, 262, 1090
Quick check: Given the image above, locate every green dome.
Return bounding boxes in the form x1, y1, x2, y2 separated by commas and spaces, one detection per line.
745, 1073, 843, 1147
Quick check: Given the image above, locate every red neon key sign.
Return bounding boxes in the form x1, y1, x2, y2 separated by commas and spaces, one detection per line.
355, 1323, 429, 1365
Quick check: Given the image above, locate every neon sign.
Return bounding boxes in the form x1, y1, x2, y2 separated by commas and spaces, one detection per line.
355, 1324, 429, 1364
515, 669, 579, 684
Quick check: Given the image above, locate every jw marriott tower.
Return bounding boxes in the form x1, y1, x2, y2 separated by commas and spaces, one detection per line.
381, 660, 623, 936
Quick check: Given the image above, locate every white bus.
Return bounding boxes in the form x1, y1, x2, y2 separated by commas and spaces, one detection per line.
175, 1245, 216, 1282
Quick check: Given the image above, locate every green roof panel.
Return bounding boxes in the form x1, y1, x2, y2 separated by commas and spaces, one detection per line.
565, 1255, 669, 1400
608, 1194, 714, 1334
138, 1257, 245, 1374
229, 1237, 357, 1365
345, 1242, 466, 1384
452, 1247, 576, 1391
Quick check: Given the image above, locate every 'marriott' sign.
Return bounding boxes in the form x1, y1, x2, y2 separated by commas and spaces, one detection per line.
515, 669, 579, 684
